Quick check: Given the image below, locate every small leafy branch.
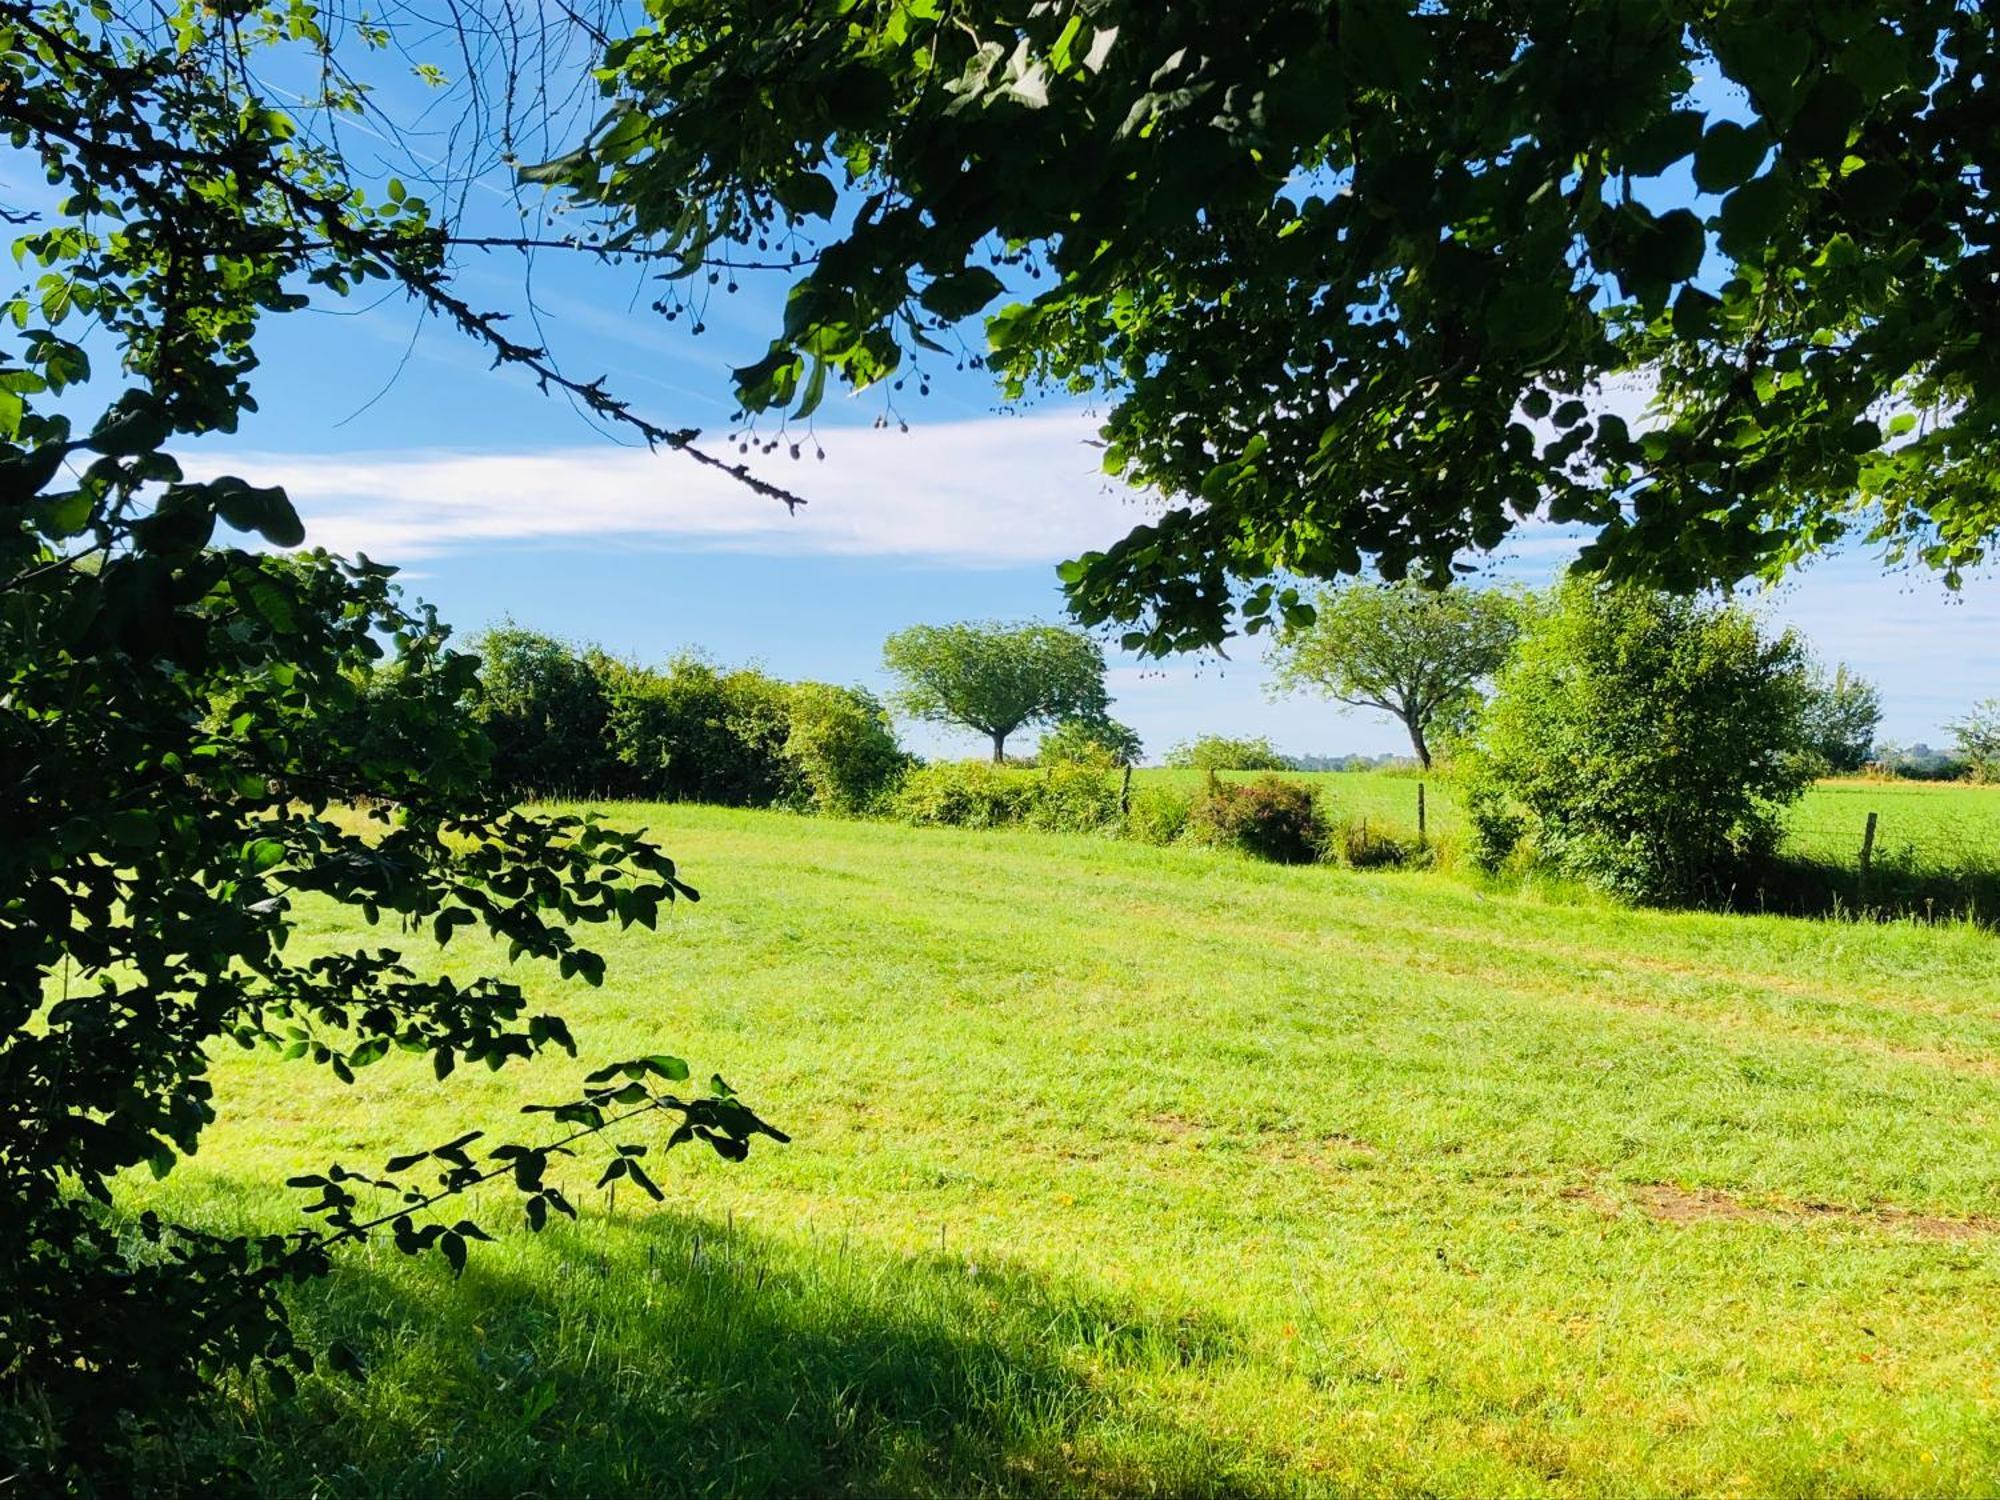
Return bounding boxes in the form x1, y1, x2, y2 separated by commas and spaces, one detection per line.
282, 1059, 787, 1319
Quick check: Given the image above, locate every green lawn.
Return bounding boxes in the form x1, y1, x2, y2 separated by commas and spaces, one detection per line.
149, 804, 2000, 1496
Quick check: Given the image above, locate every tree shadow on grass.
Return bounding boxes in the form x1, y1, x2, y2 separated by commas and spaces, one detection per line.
191, 1192, 1260, 1499
1749, 852, 2000, 928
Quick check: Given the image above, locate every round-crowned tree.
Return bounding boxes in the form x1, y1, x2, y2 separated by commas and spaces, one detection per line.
882, 621, 1110, 763
1465, 582, 1815, 904
1268, 582, 1522, 769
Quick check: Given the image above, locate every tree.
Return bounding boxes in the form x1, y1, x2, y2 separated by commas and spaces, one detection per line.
1800, 663, 1883, 774
1162, 735, 1293, 773
537, 3, 2000, 651
1949, 700, 2000, 784
1268, 583, 1521, 769
1465, 582, 1815, 904
1037, 715, 1143, 769
882, 621, 1109, 763
0, 1, 788, 1482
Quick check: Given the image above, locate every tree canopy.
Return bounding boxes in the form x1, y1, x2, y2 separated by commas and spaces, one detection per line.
883, 620, 1109, 761
1269, 582, 1522, 768
1800, 663, 1883, 773
536, 0, 2000, 650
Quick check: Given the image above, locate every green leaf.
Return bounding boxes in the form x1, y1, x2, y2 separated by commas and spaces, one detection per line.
919, 267, 1005, 322
1485, 282, 1569, 353
1618, 109, 1704, 177
1715, 174, 1794, 260
1692, 121, 1770, 193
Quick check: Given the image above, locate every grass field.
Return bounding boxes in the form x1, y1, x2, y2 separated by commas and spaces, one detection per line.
1138, 767, 2000, 866
144, 801, 2000, 1496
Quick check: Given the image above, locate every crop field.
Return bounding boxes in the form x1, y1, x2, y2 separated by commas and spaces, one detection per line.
143, 800, 2000, 1497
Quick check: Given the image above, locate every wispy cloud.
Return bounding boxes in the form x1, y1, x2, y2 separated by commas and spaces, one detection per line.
200, 410, 1155, 566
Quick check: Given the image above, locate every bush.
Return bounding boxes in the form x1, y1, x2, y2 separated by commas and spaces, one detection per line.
1037, 715, 1143, 768
1163, 734, 1293, 771
1025, 762, 1123, 832
1185, 773, 1325, 863
784, 682, 907, 813
470, 625, 619, 795
892, 760, 1037, 828
601, 654, 798, 806
892, 760, 1123, 833
1465, 582, 1814, 904
1337, 820, 1417, 869
1125, 784, 1195, 846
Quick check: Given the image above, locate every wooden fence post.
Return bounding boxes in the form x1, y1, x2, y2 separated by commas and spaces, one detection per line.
1119, 764, 1133, 817
1417, 783, 1427, 848
1859, 810, 1878, 889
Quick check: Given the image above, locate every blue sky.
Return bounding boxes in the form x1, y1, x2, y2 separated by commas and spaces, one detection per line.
162, 53, 1998, 765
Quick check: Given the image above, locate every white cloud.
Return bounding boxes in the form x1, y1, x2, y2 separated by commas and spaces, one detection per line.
197, 410, 1153, 566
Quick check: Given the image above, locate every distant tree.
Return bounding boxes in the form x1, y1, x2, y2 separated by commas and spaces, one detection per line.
1038, 715, 1143, 769
1164, 735, 1293, 772
1950, 700, 2000, 783
1269, 582, 1522, 770
882, 622, 1109, 763
1466, 582, 1814, 904
1801, 664, 1883, 774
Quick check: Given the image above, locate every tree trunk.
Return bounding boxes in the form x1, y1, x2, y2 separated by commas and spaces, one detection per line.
1406, 716, 1432, 770
991, 730, 1008, 764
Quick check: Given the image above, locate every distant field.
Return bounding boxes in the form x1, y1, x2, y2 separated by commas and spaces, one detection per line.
1136, 767, 2000, 871
143, 805, 2000, 1496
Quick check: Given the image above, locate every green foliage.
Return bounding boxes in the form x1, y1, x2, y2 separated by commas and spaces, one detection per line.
470, 626, 620, 795
892, 760, 1039, 830
559, 3, 2000, 650
1951, 700, 2000, 784
1800, 664, 1883, 774
0, 1, 789, 1481
1163, 735, 1292, 772
1465, 583, 1816, 904
1269, 583, 1522, 768
784, 682, 909, 814
1123, 784, 1194, 847
1185, 775, 1326, 864
1037, 714, 1143, 769
891, 760, 1120, 835
600, 654, 797, 807
883, 621, 1111, 762
1023, 762, 1123, 834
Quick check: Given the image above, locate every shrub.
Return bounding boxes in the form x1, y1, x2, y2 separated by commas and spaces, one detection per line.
1465, 582, 1814, 904
470, 624, 619, 795
1185, 773, 1325, 863
1025, 762, 1123, 833
1337, 820, 1417, 869
1038, 714, 1143, 768
1125, 784, 1195, 846
784, 682, 907, 813
1164, 734, 1293, 771
892, 760, 1037, 828
601, 654, 798, 806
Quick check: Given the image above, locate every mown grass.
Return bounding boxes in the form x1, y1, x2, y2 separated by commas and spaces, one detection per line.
143, 805, 2000, 1496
